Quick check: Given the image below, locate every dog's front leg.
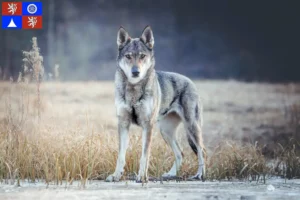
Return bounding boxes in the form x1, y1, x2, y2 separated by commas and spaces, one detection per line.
106, 107, 131, 182
136, 123, 153, 182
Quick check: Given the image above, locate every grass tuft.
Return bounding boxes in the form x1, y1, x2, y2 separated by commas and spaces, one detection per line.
206, 141, 269, 182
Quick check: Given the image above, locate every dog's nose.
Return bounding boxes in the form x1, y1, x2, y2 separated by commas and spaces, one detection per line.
131, 66, 140, 77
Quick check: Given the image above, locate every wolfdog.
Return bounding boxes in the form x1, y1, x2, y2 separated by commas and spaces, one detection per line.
106, 26, 205, 182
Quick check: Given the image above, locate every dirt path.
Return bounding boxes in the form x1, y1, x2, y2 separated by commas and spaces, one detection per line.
0, 179, 299, 200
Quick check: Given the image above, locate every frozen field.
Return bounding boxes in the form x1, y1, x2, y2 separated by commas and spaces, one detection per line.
1, 179, 300, 200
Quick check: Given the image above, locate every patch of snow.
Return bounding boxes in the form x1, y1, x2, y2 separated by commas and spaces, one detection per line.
267, 184, 275, 191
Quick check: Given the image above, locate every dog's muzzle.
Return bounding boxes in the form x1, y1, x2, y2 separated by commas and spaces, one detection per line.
131, 66, 140, 77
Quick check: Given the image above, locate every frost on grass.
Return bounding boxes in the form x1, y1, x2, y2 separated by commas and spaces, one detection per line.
22, 37, 44, 120
22, 37, 44, 82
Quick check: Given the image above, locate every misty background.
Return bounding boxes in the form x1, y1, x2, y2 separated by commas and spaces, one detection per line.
0, 0, 299, 82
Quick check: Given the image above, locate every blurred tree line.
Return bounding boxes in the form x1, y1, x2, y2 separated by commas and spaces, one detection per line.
0, 0, 299, 82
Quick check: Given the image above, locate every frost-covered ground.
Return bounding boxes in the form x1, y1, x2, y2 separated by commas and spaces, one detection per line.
0, 179, 300, 200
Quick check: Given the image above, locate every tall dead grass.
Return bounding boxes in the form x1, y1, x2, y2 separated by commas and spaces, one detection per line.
207, 141, 269, 182
1, 80, 299, 186
274, 102, 300, 179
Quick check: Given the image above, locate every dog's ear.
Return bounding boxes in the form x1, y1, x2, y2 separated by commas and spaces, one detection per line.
117, 26, 131, 49
140, 26, 154, 49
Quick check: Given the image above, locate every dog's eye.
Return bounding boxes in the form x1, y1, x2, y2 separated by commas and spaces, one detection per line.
140, 54, 146, 59
125, 55, 131, 59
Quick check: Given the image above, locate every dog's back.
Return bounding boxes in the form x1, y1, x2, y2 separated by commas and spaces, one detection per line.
156, 71, 202, 125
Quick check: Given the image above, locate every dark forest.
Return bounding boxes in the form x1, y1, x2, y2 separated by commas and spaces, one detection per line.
1, 0, 299, 81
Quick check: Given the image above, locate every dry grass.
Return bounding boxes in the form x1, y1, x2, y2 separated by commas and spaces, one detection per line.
0, 78, 299, 186
207, 141, 269, 182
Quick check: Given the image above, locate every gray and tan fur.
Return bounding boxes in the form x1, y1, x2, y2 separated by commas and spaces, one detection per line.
106, 26, 205, 182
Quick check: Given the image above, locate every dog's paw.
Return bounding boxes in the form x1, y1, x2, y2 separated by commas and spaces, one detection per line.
105, 174, 114, 182
135, 175, 148, 183
188, 173, 205, 182
135, 175, 142, 183
105, 174, 121, 182
162, 172, 177, 178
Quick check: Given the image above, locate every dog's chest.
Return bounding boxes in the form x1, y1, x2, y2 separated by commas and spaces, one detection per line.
125, 84, 143, 105
125, 85, 144, 125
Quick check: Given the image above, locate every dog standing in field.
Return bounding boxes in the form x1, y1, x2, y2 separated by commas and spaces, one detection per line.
106, 26, 205, 182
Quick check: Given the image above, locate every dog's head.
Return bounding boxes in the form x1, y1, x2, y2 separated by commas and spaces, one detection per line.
117, 26, 155, 84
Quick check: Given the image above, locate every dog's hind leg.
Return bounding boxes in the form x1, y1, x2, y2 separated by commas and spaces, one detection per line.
183, 101, 206, 181
159, 112, 183, 177
185, 121, 205, 181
